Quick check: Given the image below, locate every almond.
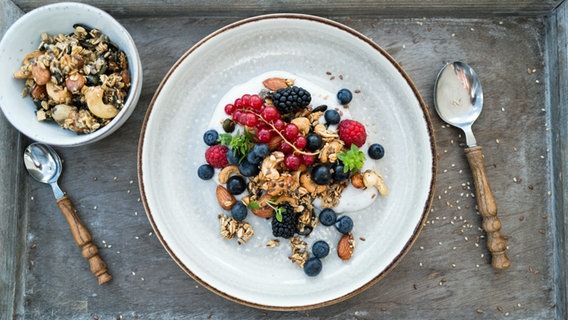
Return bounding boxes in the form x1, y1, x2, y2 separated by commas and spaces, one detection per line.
337, 233, 355, 260
252, 207, 274, 218
216, 185, 236, 210
267, 135, 283, 150
262, 77, 288, 91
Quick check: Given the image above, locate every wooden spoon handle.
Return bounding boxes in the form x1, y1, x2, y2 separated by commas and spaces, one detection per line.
56, 195, 112, 284
464, 146, 510, 270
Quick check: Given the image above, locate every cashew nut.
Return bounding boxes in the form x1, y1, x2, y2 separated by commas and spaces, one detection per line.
291, 117, 311, 135
300, 172, 326, 194
318, 140, 344, 163
362, 169, 388, 195
46, 82, 71, 104
218, 165, 240, 184
51, 104, 77, 123
85, 86, 119, 119
314, 123, 339, 140
259, 151, 284, 180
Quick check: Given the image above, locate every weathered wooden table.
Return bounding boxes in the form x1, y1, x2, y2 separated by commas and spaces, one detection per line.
2, 1, 568, 319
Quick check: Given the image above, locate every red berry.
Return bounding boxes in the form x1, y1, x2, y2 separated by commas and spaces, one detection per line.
283, 123, 299, 140
245, 113, 258, 127
301, 154, 315, 166
241, 94, 251, 108
294, 135, 307, 149
261, 106, 280, 122
273, 119, 286, 131
233, 110, 243, 123
257, 128, 272, 143
234, 98, 243, 109
250, 94, 264, 111
338, 119, 367, 148
280, 140, 294, 154
238, 113, 248, 125
205, 145, 229, 168
224, 103, 235, 115
284, 154, 301, 170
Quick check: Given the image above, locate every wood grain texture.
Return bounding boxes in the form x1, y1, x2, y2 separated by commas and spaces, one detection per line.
0, 1, 564, 319
12, 0, 564, 17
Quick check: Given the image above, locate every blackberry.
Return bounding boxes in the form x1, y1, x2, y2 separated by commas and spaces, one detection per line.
271, 204, 296, 239
269, 86, 311, 114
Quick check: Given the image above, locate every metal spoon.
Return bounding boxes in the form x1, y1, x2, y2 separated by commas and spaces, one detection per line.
23, 142, 112, 284
434, 61, 510, 270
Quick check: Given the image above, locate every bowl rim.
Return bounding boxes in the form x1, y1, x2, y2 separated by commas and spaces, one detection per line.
0, 1, 143, 147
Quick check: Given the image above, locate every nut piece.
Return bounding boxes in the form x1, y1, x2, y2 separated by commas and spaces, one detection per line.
65, 74, 86, 93
337, 233, 355, 260
218, 165, 240, 184
351, 172, 365, 189
290, 117, 311, 135
46, 82, 71, 104
362, 169, 388, 195
31, 64, 51, 85
216, 185, 236, 210
262, 77, 288, 91
85, 86, 120, 119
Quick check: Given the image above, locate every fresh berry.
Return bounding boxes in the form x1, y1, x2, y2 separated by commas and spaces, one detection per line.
283, 123, 299, 141
256, 128, 272, 143
338, 119, 367, 148
324, 109, 341, 125
332, 162, 350, 181
306, 133, 323, 151
312, 165, 332, 185
337, 88, 353, 105
238, 159, 260, 177
273, 119, 286, 131
241, 94, 251, 108
319, 208, 336, 226
250, 94, 264, 110
205, 145, 228, 168
246, 149, 263, 165
247, 144, 270, 164
234, 98, 243, 109
301, 154, 315, 166
303, 257, 322, 277
222, 119, 235, 133
269, 86, 312, 114
284, 154, 301, 170
197, 164, 214, 180
231, 201, 248, 221
294, 135, 307, 149
226, 148, 240, 165
312, 240, 330, 259
368, 143, 385, 160
224, 103, 236, 115
232, 110, 243, 123
271, 204, 296, 239
280, 140, 294, 154
260, 105, 280, 122
203, 129, 219, 146
244, 113, 258, 127
335, 215, 353, 234
226, 175, 247, 195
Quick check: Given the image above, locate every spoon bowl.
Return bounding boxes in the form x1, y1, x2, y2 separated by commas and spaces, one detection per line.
24, 143, 63, 195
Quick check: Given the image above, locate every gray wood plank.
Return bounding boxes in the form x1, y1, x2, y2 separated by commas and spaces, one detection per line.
12, 0, 565, 17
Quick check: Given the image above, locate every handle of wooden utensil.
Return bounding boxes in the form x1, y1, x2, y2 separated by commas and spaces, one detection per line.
465, 146, 510, 270
56, 195, 112, 284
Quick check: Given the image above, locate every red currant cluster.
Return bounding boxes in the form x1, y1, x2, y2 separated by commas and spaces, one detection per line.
224, 93, 316, 171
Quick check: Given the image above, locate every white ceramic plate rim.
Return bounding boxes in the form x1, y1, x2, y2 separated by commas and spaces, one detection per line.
138, 13, 436, 310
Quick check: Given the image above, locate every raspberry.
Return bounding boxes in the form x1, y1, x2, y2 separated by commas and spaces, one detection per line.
205, 145, 229, 168
338, 119, 367, 148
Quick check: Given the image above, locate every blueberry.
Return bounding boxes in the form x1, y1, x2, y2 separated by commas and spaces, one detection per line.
197, 164, 214, 180
303, 257, 322, 277
203, 129, 219, 146
246, 150, 263, 164
335, 215, 353, 234
226, 175, 247, 195
312, 240, 330, 259
324, 109, 341, 125
226, 148, 240, 165
332, 162, 350, 182
368, 143, 385, 160
337, 88, 353, 105
247, 144, 270, 164
231, 202, 248, 221
312, 165, 331, 185
319, 208, 337, 226
306, 133, 323, 151
238, 159, 260, 177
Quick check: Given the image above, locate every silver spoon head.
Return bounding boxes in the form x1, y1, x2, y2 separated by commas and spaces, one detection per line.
434, 61, 484, 128
23, 142, 62, 184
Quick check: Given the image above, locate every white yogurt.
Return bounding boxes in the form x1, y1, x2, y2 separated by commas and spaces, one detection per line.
208, 71, 379, 214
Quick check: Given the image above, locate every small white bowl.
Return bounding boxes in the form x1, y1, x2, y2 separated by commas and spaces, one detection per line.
0, 2, 142, 147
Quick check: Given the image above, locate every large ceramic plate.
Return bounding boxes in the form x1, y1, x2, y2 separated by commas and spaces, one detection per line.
138, 14, 436, 310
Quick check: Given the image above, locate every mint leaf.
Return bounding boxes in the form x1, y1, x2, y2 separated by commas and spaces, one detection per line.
337, 144, 366, 173
275, 206, 285, 222
219, 130, 254, 160
218, 133, 233, 145
248, 201, 260, 210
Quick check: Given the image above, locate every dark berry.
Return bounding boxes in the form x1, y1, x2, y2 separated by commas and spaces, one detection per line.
335, 215, 353, 234
306, 133, 323, 151
337, 88, 353, 105
226, 175, 247, 195
252, 143, 270, 158
324, 109, 341, 125
319, 208, 336, 226
312, 165, 332, 185
269, 86, 312, 114
303, 257, 322, 277
197, 164, 214, 180
231, 202, 248, 221
368, 143, 385, 160
271, 204, 296, 239
203, 129, 219, 146
238, 159, 260, 177
222, 118, 236, 133
332, 162, 350, 182
226, 148, 240, 165
246, 150, 263, 165
312, 240, 330, 259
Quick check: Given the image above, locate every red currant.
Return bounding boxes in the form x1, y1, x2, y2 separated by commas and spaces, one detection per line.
250, 94, 264, 111
241, 94, 251, 108
245, 113, 258, 127
283, 123, 299, 141
301, 154, 315, 166
280, 140, 294, 154
238, 113, 248, 125
284, 154, 301, 170
294, 135, 307, 149
257, 128, 272, 143
273, 119, 286, 131
224, 103, 235, 115
234, 98, 243, 109
260, 106, 280, 122
233, 110, 243, 123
